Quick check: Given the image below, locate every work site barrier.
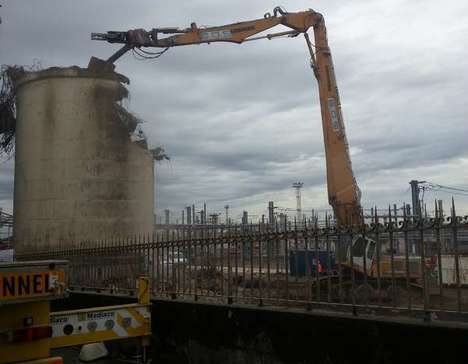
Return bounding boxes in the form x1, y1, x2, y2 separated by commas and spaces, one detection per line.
17, 213, 468, 318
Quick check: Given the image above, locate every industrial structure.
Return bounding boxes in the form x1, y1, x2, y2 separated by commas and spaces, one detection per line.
12, 67, 154, 252
292, 182, 304, 222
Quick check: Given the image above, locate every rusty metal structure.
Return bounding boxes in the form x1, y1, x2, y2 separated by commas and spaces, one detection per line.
17, 204, 468, 325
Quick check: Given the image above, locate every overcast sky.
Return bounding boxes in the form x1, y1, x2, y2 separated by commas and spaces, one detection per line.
1, 0, 468, 222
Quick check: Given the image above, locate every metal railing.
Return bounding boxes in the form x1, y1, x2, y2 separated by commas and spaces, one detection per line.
17, 212, 468, 319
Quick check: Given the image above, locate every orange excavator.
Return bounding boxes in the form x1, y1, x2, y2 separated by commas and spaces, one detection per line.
90, 6, 363, 227
91, 7, 431, 299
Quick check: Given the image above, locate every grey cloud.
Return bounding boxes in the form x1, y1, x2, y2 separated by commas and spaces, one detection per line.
1, 0, 468, 220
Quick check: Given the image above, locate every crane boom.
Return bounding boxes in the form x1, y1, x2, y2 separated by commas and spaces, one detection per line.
91, 6, 363, 226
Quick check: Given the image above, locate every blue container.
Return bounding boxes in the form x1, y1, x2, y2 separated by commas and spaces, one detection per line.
289, 250, 335, 277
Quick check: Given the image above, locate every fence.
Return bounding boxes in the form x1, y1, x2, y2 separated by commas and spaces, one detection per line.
17, 213, 468, 318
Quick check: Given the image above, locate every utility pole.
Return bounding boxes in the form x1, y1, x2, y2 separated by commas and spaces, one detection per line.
409, 180, 425, 220
224, 205, 229, 225
268, 201, 275, 224
292, 182, 304, 223
198, 210, 203, 225
164, 209, 170, 225
437, 199, 444, 219
186, 206, 192, 225
242, 211, 248, 225
279, 213, 287, 230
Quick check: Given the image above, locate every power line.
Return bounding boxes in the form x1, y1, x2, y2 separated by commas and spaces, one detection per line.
424, 181, 468, 196
425, 188, 468, 197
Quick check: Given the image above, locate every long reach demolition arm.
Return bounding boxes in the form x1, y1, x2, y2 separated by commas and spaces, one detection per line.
91, 6, 362, 226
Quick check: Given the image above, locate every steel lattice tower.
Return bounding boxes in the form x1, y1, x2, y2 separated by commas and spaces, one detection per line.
292, 182, 304, 223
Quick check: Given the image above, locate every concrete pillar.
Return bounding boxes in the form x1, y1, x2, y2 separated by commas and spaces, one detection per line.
13, 67, 154, 251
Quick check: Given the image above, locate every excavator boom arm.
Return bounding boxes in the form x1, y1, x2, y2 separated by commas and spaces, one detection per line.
92, 8, 318, 50
91, 7, 363, 226
310, 18, 363, 226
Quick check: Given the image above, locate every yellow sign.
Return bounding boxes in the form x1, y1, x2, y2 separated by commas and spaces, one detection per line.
0, 271, 64, 301
50, 303, 151, 348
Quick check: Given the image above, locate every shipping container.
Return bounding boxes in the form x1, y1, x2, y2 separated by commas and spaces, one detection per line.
289, 250, 335, 277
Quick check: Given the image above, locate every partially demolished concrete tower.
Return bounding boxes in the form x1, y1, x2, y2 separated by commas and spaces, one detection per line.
13, 67, 154, 251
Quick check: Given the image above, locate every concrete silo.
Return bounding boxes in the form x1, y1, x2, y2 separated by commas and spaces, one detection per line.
13, 67, 154, 251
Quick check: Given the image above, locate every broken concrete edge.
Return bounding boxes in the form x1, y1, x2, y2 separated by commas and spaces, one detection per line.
12, 65, 130, 89
1, 64, 168, 160
87, 56, 118, 75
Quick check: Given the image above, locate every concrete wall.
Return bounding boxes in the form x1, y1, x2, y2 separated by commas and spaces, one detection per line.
51, 294, 468, 364
13, 67, 154, 251
151, 300, 468, 364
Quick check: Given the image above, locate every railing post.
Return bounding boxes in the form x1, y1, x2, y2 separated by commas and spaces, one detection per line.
451, 198, 462, 312
314, 216, 320, 303
389, 205, 397, 308
374, 208, 382, 307
138, 276, 150, 305
419, 213, 428, 311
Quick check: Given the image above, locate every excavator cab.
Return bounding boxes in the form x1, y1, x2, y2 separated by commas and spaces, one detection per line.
347, 236, 376, 274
